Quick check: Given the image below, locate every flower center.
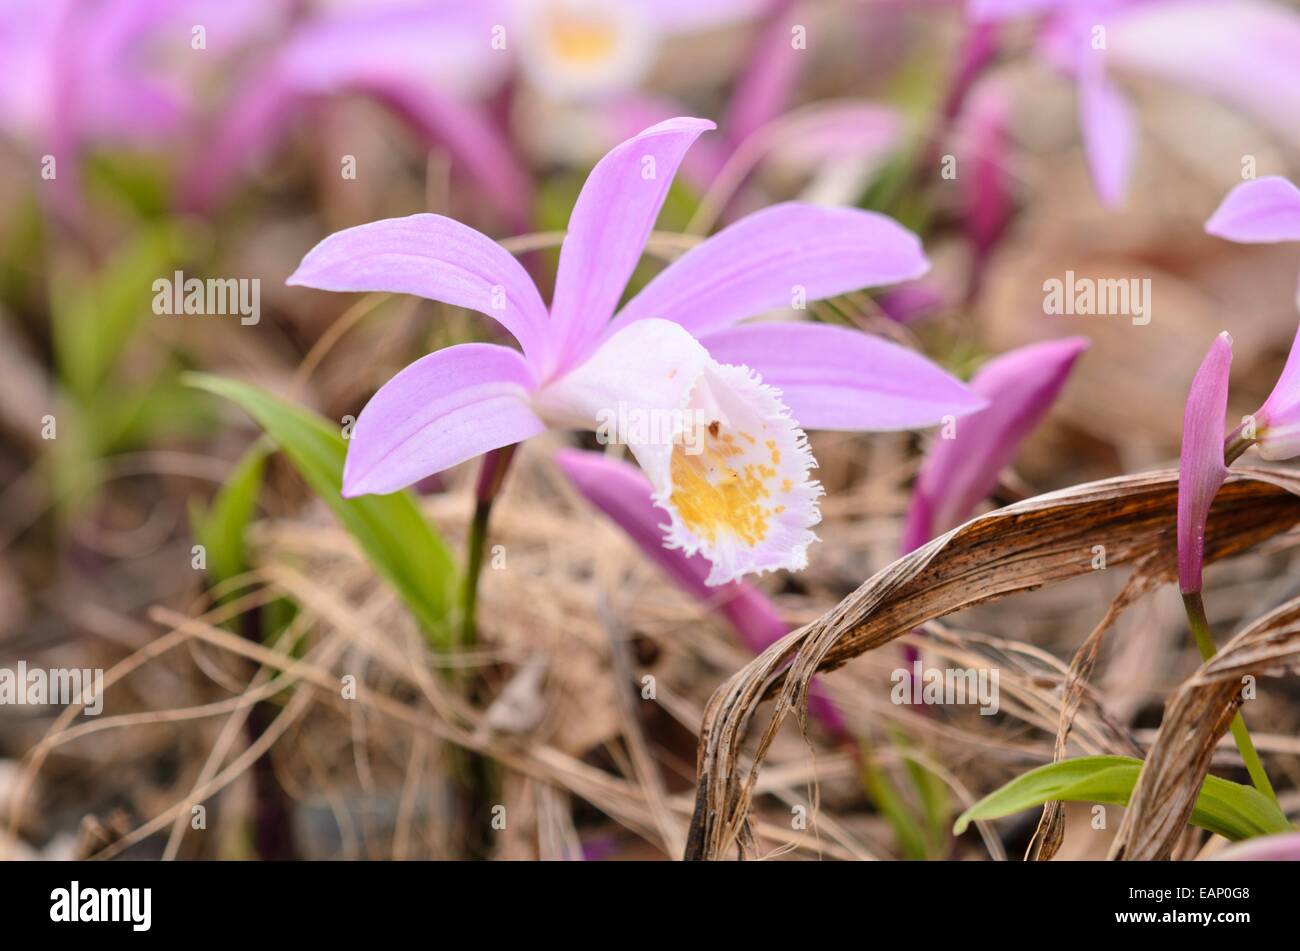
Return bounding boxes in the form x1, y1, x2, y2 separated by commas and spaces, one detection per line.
521, 0, 656, 99
656, 362, 821, 585
546, 9, 620, 66
669, 423, 784, 547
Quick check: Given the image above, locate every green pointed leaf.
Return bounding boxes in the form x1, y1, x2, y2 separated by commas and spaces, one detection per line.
895, 731, 950, 858
51, 223, 186, 403
184, 373, 459, 645
953, 755, 1292, 842
860, 742, 930, 861
191, 441, 269, 585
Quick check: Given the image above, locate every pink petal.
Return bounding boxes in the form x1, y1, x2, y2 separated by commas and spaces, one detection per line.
554, 448, 843, 731
342, 344, 544, 498
1205, 176, 1300, 244
1077, 65, 1135, 208
961, 81, 1015, 256
274, 4, 508, 95
0, 0, 66, 140
1108, 0, 1300, 151
599, 94, 730, 191
548, 116, 715, 374
286, 214, 553, 367
903, 337, 1089, 550
721, 0, 805, 154
759, 101, 901, 175
698, 322, 987, 431
875, 280, 946, 326
1177, 332, 1232, 594
1211, 831, 1300, 861
344, 79, 531, 232
968, 0, 1063, 20
650, 0, 766, 33
1255, 322, 1300, 460
609, 203, 930, 340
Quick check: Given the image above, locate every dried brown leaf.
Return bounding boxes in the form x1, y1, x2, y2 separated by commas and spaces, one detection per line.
686, 467, 1300, 860
1109, 593, 1300, 860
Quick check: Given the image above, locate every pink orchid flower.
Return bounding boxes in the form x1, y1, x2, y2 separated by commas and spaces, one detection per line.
0, 0, 278, 218
902, 337, 1089, 552
1176, 332, 1232, 595
0, 0, 274, 151
1206, 177, 1300, 459
287, 118, 985, 585
972, 1, 1300, 207
554, 448, 843, 730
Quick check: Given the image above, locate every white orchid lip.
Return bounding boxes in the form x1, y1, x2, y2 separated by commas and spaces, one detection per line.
658, 361, 822, 585
534, 319, 822, 585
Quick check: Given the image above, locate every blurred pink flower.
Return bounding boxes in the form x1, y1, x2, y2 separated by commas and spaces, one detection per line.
182, 1, 528, 223
554, 448, 843, 730
902, 337, 1089, 552
185, 0, 773, 223
287, 118, 985, 585
877, 281, 947, 326
600, 2, 903, 206
973, 0, 1300, 207
960, 80, 1015, 261
0, 0, 278, 217
1177, 332, 1232, 594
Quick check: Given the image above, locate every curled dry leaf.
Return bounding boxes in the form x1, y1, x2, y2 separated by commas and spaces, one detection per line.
1109, 593, 1300, 860
685, 467, 1300, 861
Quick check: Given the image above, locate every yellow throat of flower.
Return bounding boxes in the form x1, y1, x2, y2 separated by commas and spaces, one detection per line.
669, 425, 788, 547
546, 10, 619, 66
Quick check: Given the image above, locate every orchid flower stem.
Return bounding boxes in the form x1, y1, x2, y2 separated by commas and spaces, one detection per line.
461, 444, 517, 656
450, 445, 517, 859
1181, 591, 1278, 805
1223, 426, 1256, 466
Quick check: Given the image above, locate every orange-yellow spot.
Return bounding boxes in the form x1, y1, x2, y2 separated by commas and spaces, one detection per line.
547, 11, 618, 65
669, 426, 773, 546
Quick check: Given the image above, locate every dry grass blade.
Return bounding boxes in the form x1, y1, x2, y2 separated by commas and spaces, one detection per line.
686, 467, 1300, 861
1109, 594, 1300, 860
